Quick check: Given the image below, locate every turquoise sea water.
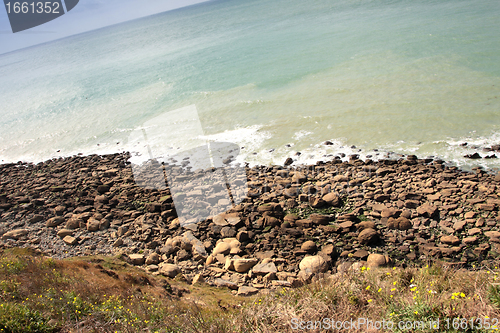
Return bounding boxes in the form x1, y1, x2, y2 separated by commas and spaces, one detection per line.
0, 0, 499, 170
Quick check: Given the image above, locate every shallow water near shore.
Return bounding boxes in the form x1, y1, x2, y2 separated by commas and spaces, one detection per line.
0, 0, 499, 170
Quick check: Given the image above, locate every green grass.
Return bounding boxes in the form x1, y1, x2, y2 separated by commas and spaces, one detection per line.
0, 303, 55, 333
1, 247, 500, 332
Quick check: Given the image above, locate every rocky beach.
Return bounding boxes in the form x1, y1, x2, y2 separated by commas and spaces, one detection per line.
1, 151, 500, 296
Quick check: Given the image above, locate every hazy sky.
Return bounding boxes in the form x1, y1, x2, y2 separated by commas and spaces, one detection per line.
0, 0, 209, 55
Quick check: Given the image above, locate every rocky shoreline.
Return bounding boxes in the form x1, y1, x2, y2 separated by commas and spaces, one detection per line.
1, 152, 500, 295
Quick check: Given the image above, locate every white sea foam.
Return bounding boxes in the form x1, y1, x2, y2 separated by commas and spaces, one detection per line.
1, 0, 499, 172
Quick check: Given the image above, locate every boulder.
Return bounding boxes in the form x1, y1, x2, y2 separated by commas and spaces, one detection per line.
453, 220, 466, 232
57, 229, 73, 238
320, 244, 336, 258
440, 235, 460, 246
301, 241, 317, 253
46, 217, 65, 228
214, 278, 238, 290
333, 175, 349, 182
159, 264, 181, 278
236, 231, 249, 242
299, 255, 328, 274
237, 286, 259, 296
62, 236, 77, 245
357, 221, 376, 231
358, 228, 379, 245
309, 214, 330, 225
192, 274, 205, 285
233, 258, 258, 273
485, 231, 500, 239
28, 215, 44, 224
292, 172, 307, 183
145, 253, 160, 265
129, 254, 145, 266
65, 218, 81, 230
387, 217, 412, 231
212, 242, 231, 256
416, 204, 439, 219
252, 262, 277, 275
322, 193, 341, 207
366, 253, 391, 268
380, 208, 400, 218
224, 257, 234, 271
2, 229, 29, 240
86, 218, 100, 232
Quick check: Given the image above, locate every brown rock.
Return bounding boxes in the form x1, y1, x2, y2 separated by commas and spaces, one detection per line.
159, 263, 181, 278
97, 184, 110, 194
224, 257, 234, 271
27, 214, 44, 224
310, 197, 326, 208
322, 193, 341, 207
94, 195, 108, 204
284, 214, 299, 223
380, 208, 400, 218
2, 229, 29, 240
464, 211, 476, 219
427, 193, 441, 201
376, 168, 394, 176
366, 253, 390, 267
236, 231, 249, 242
214, 278, 238, 290
57, 229, 73, 238
129, 254, 145, 266
478, 204, 495, 211
485, 231, 500, 239
233, 258, 258, 273
463, 236, 478, 245
252, 262, 277, 275
440, 235, 460, 246
46, 217, 65, 228
299, 255, 328, 274
374, 194, 390, 202
301, 240, 317, 253
63, 235, 78, 245
387, 217, 412, 231
352, 249, 369, 259
192, 274, 205, 285
309, 214, 330, 225
333, 175, 349, 182
212, 242, 231, 255
62, 236, 77, 245
468, 228, 482, 236
338, 221, 353, 229
320, 244, 336, 258
86, 218, 100, 232
145, 253, 160, 265
358, 228, 379, 245
237, 286, 259, 296
453, 220, 466, 232
65, 218, 81, 230
416, 204, 439, 218
263, 272, 277, 283
357, 221, 376, 231
296, 219, 313, 228
292, 172, 307, 183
